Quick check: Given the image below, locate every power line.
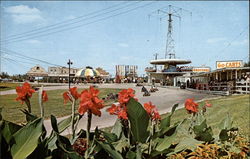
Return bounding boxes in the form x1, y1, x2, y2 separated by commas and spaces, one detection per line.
3, 1, 131, 40
1, 48, 63, 67
2, 1, 138, 42
205, 26, 249, 66
2, 57, 31, 69
2, 1, 155, 44
2, 56, 38, 66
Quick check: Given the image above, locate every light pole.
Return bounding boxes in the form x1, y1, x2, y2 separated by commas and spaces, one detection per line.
67, 59, 73, 89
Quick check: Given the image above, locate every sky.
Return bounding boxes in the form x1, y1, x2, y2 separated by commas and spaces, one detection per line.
0, 1, 249, 76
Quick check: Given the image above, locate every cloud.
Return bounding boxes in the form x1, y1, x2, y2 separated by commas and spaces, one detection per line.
25, 39, 41, 44
4, 5, 44, 24
231, 39, 248, 46
118, 43, 129, 48
206, 37, 227, 44
5, 5, 41, 14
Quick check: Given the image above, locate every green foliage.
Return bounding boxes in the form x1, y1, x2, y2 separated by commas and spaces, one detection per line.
155, 133, 177, 152
160, 103, 178, 128
127, 98, 150, 143
11, 118, 43, 159
111, 119, 123, 139
96, 141, 123, 159
174, 137, 202, 153
218, 114, 238, 141
193, 119, 214, 142
2, 121, 22, 144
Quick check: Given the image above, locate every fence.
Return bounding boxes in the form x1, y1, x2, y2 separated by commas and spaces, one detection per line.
235, 81, 250, 94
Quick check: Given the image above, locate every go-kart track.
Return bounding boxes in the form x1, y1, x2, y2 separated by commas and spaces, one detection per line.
21, 83, 217, 135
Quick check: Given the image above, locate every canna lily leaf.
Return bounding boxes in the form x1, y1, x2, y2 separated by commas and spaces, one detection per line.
155, 133, 177, 152
96, 141, 123, 159
127, 98, 150, 143
11, 118, 43, 159
174, 137, 202, 153
160, 104, 178, 129
193, 119, 214, 142
102, 131, 118, 143
111, 119, 123, 139
50, 115, 59, 133
2, 121, 22, 144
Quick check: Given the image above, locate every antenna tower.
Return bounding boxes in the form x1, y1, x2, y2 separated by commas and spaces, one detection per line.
150, 5, 192, 59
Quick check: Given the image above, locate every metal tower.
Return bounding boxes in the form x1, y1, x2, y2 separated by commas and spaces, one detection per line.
166, 12, 176, 59
153, 5, 191, 59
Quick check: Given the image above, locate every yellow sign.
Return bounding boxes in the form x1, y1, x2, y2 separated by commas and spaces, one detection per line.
216, 61, 243, 69
192, 67, 210, 72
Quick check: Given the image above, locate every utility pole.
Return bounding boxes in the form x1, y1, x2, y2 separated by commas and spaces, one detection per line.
67, 59, 73, 89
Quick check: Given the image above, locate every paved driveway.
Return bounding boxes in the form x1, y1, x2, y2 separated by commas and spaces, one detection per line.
1, 83, 217, 135
38, 83, 217, 135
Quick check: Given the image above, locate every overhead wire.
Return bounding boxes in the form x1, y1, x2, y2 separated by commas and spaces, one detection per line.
1, 48, 63, 67
1, 1, 155, 44
3, 1, 131, 39
2, 57, 31, 69
2, 56, 38, 66
1, 1, 139, 42
204, 26, 249, 66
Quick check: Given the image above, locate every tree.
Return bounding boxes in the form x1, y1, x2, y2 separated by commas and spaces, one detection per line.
0, 72, 10, 78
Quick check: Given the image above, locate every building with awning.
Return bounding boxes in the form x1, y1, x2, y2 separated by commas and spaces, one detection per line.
146, 58, 192, 86
188, 61, 250, 94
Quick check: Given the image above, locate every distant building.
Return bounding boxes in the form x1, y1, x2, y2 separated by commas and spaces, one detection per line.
115, 65, 138, 79
48, 66, 79, 77
96, 67, 110, 78
26, 65, 48, 77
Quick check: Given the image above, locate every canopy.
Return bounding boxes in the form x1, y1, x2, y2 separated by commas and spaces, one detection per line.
75, 68, 100, 77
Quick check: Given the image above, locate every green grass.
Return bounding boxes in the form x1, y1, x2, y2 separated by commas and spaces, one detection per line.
162, 94, 250, 137
0, 82, 61, 91
0, 88, 121, 123
0, 83, 21, 91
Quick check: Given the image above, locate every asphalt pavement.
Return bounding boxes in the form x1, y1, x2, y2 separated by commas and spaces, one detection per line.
1, 83, 218, 135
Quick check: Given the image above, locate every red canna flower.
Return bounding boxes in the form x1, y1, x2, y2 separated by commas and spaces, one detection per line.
70, 87, 80, 100
16, 82, 35, 103
118, 88, 137, 105
107, 88, 137, 120
63, 87, 80, 104
185, 98, 199, 114
107, 104, 128, 120
78, 86, 104, 116
144, 101, 156, 114
42, 90, 48, 102
107, 104, 118, 115
144, 101, 161, 120
117, 107, 128, 120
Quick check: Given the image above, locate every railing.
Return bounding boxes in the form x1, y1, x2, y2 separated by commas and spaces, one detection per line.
186, 88, 229, 96
235, 81, 250, 94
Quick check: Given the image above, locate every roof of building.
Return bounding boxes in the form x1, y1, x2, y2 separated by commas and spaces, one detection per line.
150, 58, 191, 65
149, 72, 187, 75
26, 65, 48, 77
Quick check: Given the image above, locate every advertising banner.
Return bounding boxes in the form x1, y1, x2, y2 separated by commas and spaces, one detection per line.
192, 67, 211, 72
216, 61, 243, 69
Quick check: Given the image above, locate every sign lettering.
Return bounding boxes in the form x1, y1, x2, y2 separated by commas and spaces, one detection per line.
216, 61, 243, 69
